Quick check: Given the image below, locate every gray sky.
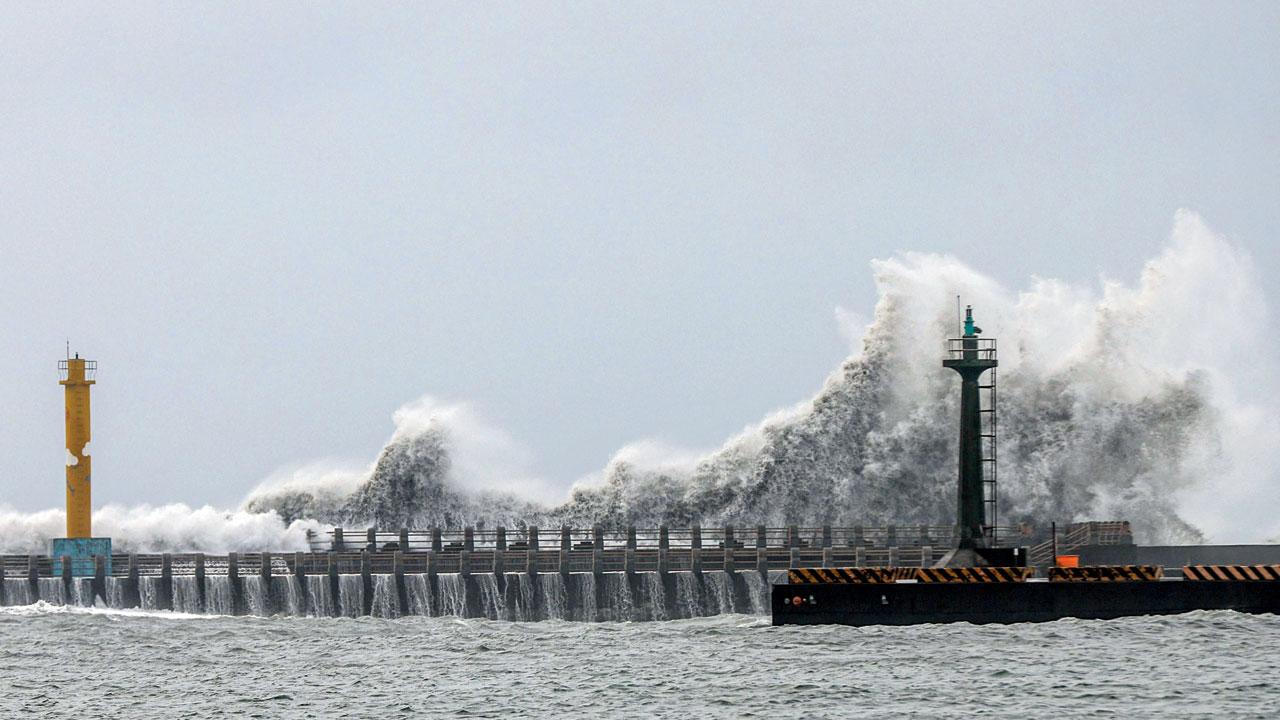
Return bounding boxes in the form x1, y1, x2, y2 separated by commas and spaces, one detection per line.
2, 2, 1278, 511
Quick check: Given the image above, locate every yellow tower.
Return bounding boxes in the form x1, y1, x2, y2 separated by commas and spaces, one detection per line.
60, 355, 96, 538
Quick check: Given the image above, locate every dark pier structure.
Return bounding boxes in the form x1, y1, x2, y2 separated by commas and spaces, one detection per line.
773, 306, 1280, 626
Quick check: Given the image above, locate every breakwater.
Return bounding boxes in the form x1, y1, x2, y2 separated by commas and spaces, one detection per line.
0, 525, 958, 620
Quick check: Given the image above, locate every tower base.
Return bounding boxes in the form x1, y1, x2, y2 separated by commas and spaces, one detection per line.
49, 538, 112, 578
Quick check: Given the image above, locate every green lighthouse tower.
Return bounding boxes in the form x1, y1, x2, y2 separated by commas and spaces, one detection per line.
942, 306, 998, 550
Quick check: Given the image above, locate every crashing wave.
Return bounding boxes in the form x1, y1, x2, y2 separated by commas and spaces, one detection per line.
3, 211, 1273, 553
242, 211, 1275, 544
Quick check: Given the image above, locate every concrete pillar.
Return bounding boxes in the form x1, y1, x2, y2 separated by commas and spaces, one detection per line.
360, 550, 373, 617
159, 553, 173, 611
27, 554, 38, 600
724, 526, 735, 549
789, 547, 800, 569
919, 524, 932, 546
526, 548, 538, 576
496, 527, 507, 551
887, 524, 898, 548
60, 555, 73, 600
92, 553, 107, 605
756, 548, 768, 577
294, 550, 308, 613
327, 551, 340, 618
592, 525, 604, 551
393, 550, 408, 616
431, 528, 442, 552
657, 548, 669, 576
756, 525, 767, 549
194, 553, 206, 612
723, 546, 736, 574
560, 526, 571, 552
366, 527, 377, 551
494, 545, 506, 575
626, 526, 637, 550
125, 553, 140, 608
855, 546, 865, 567
557, 548, 568, 576
788, 526, 800, 549
888, 546, 899, 567
854, 525, 865, 547
592, 548, 603, 575
624, 548, 636, 575
920, 546, 933, 568
658, 526, 669, 551
399, 528, 410, 552
691, 525, 702, 550
425, 550, 437, 581
259, 551, 273, 615
691, 548, 702, 576
459, 550, 471, 579
822, 547, 834, 569
332, 527, 344, 552
528, 525, 539, 550
822, 526, 833, 549
228, 552, 243, 616
464, 527, 475, 552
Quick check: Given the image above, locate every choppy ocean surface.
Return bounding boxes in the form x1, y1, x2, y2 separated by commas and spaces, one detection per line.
2, 605, 1277, 719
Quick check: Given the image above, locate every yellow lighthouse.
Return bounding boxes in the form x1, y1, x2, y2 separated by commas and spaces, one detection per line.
60, 355, 95, 537
51, 353, 110, 577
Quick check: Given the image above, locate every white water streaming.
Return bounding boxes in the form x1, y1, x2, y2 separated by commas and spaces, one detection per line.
3, 578, 34, 606
172, 576, 200, 613
672, 573, 702, 618
540, 573, 568, 620
403, 573, 432, 616
436, 574, 466, 617
337, 575, 363, 618
575, 573, 597, 622
273, 576, 305, 616
5, 567, 772, 619
106, 576, 126, 609
704, 572, 734, 616
370, 574, 399, 618
473, 574, 503, 620
138, 576, 161, 610
242, 576, 269, 616
643, 572, 668, 621
37, 578, 66, 606
597, 573, 634, 622
742, 572, 771, 615
205, 576, 233, 615
306, 575, 333, 617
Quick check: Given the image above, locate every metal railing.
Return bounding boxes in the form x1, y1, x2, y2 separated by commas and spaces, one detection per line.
944, 337, 997, 362
307, 525, 1021, 554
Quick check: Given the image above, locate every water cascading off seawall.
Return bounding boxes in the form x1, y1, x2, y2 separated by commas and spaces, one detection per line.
0, 570, 776, 621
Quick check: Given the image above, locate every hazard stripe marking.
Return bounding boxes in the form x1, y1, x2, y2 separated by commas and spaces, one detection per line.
787, 567, 913, 584
913, 567, 1033, 583
1182, 565, 1280, 582
1047, 565, 1163, 582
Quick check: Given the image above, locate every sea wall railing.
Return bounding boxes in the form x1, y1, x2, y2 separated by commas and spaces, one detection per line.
309, 524, 1027, 554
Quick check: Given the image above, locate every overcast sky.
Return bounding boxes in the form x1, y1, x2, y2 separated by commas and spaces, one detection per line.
2, 3, 1278, 511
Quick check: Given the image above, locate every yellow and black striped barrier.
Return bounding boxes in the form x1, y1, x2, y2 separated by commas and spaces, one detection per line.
1047, 565, 1163, 582
1182, 565, 1280, 581
787, 567, 916, 584
913, 566, 1034, 583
